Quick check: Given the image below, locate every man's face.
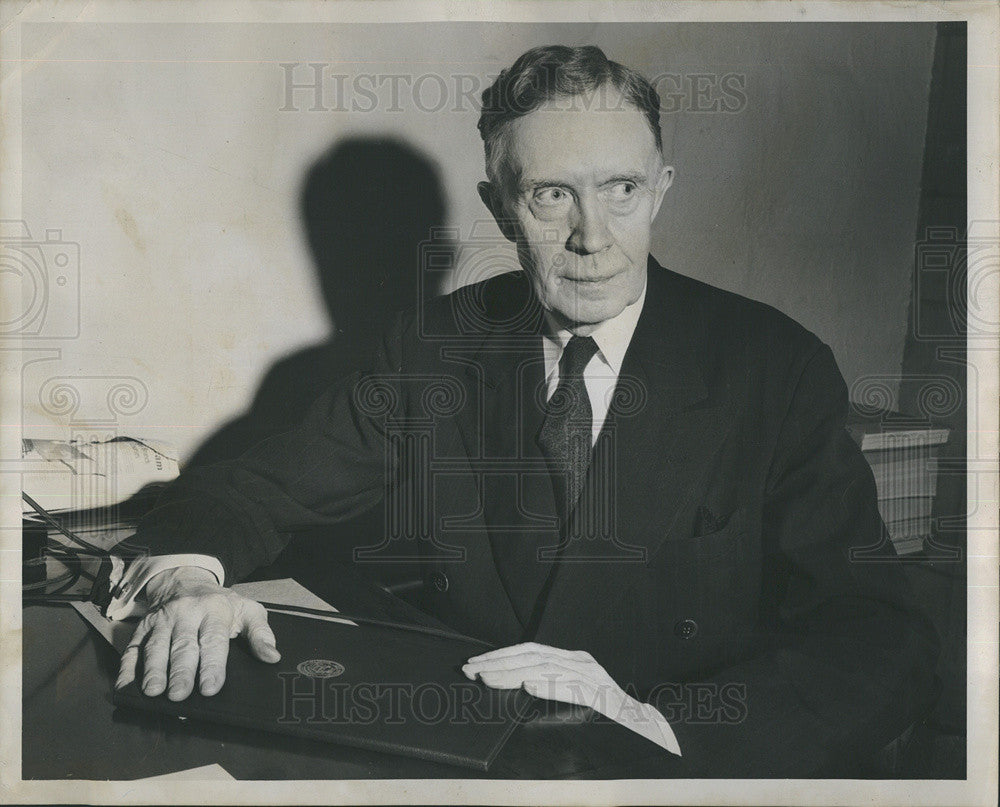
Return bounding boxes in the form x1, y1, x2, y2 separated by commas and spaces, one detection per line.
480, 87, 673, 332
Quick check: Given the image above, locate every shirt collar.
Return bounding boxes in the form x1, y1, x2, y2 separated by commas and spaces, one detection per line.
541, 279, 648, 377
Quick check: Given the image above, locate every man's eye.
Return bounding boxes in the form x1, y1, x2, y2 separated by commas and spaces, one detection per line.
607, 181, 638, 201
533, 187, 570, 205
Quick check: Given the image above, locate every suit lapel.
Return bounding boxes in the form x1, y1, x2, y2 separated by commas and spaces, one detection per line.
447, 274, 560, 630
480, 341, 562, 628
532, 260, 734, 644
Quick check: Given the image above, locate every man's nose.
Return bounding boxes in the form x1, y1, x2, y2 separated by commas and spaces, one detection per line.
566, 193, 613, 255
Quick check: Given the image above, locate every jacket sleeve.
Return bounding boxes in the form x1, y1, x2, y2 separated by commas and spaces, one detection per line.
663, 342, 940, 777
125, 315, 411, 584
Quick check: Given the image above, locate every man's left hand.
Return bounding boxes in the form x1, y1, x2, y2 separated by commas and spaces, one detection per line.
462, 641, 625, 710
461, 641, 681, 755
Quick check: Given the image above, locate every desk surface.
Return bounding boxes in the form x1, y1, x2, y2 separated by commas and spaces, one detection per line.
22, 570, 683, 780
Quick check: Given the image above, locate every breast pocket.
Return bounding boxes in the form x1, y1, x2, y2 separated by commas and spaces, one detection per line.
639, 508, 754, 642
626, 507, 764, 684
651, 506, 746, 564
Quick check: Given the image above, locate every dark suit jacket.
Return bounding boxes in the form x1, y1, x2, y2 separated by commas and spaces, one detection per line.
133, 257, 938, 777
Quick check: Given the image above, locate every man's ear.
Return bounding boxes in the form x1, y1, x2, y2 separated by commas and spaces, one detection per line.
477, 181, 518, 243
649, 164, 675, 221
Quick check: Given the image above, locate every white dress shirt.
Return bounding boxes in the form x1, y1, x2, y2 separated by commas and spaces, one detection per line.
540, 279, 647, 446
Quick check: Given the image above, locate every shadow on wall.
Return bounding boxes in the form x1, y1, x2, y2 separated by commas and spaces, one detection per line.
189, 136, 451, 465
185, 136, 453, 594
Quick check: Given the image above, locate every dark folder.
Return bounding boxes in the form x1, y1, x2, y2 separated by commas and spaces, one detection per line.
113, 610, 531, 771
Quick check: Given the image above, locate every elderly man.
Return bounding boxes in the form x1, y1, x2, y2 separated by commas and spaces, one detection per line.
115, 45, 937, 777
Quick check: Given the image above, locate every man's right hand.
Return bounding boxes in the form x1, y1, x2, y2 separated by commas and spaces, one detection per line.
115, 565, 280, 701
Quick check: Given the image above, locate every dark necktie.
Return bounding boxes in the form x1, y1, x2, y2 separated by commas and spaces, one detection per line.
538, 335, 599, 521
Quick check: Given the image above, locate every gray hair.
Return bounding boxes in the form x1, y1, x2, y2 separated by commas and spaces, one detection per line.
478, 45, 663, 186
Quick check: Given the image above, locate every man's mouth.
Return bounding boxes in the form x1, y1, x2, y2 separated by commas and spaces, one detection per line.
562, 272, 620, 284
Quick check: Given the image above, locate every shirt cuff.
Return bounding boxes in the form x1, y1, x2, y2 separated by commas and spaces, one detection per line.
104, 553, 225, 621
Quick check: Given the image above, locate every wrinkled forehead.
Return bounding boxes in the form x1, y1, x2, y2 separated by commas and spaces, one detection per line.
501, 89, 661, 191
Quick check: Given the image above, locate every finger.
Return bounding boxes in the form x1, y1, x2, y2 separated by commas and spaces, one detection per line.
463, 652, 544, 677
242, 603, 280, 663
141, 621, 172, 696
476, 662, 581, 690
463, 650, 586, 676
466, 642, 540, 663
116, 616, 153, 689
117, 645, 140, 690
197, 614, 231, 696
463, 653, 552, 680
467, 642, 590, 664
166, 618, 203, 701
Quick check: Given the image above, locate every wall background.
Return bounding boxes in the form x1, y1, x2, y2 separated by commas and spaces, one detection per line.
14, 22, 936, 460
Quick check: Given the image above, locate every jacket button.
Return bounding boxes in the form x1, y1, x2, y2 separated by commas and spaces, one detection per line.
429, 571, 449, 592
674, 619, 698, 639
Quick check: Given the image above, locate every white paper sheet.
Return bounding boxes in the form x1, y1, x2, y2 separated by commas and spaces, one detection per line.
134, 763, 235, 781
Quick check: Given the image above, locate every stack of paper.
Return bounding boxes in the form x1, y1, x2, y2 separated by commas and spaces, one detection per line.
21, 436, 179, 516
847, 412, 950, 555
